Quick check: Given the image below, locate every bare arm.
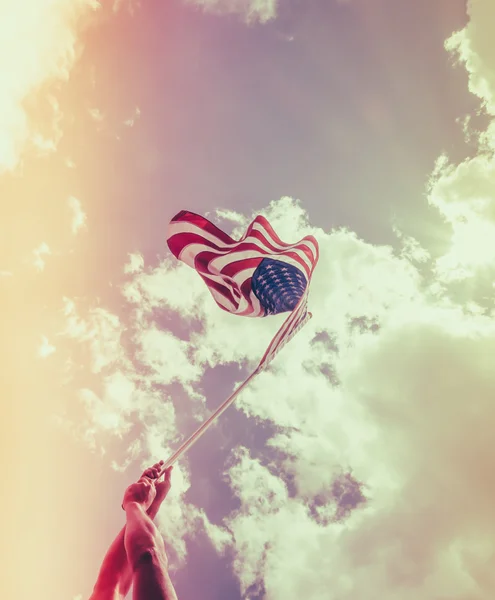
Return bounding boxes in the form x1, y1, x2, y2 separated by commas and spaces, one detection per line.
89, 463, 172, 600
89, 525, 128, 599
124, 501, 178, 600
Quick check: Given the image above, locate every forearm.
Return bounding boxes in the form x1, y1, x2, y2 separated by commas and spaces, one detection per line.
91, 505, 162, 597
125, 503, 177, 600
124, 502, 167, 569
91, 526, 128, 594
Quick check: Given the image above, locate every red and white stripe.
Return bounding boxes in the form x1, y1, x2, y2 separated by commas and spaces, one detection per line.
256, 288, 311, 371
167, 210, 319, 318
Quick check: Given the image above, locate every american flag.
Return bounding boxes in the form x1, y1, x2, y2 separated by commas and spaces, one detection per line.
167, 210, 319, 370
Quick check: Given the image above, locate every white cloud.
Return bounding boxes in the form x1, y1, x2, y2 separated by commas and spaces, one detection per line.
124, 252, 144, 274
426, 1, 495, 288
88, 107, 104, 123
78, 387, 130, 437
38, 336, 56, 358
0, 0, 100, 173
446, 0, 495, 116
32, 242, 51, 271
428, 153, 495, 283
122, 257, 215, 330
183, 0, 278, 24
111, 438, 142, 472
136, 326, 203, 386
213, 207, 249, 225
62, 297, 88, 338
31, 134, 57, 155
62, 299, 125, 373
68, 196, 87, 234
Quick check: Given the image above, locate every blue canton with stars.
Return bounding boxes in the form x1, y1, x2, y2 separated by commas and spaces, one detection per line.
251, 258, 308, 316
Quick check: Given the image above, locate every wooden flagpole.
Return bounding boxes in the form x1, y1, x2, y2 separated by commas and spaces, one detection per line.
156, 367, 261, 477
155, 304, 312, 479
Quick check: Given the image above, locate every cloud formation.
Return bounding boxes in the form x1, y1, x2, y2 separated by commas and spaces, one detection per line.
68, 196, 87, 234
32, 242, 51, 271
0, 0, 99, 173
428, 0, 495, 289
38, 336, 56, 358
184, 0, 278, 24
446, 0, 495, 116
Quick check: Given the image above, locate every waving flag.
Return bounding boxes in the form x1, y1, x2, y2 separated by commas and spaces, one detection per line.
158, 209, 319, 474
167, 210, 318, 369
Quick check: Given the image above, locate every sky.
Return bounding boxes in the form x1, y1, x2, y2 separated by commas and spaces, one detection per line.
2, 0, 495, 599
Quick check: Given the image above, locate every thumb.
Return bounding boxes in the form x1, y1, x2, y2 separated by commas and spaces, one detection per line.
158, 465, 173, 479
157, 466, 173, 486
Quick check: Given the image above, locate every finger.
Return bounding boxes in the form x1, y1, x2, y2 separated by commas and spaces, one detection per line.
144, 465, 161, 480
153, 461, 165, 476
155, 465, 170, 483
143, 461, 163, 478
144, 465, 159, 478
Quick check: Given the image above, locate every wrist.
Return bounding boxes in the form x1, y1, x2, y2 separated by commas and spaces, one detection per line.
122, 500, 145, 513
